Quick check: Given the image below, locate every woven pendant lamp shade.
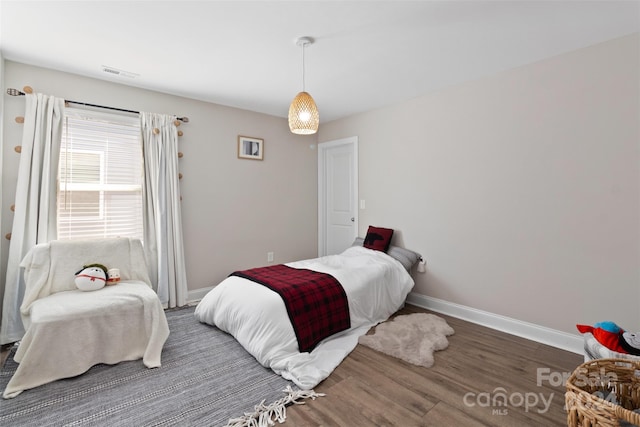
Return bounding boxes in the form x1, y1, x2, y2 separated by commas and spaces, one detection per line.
288, 91, 319, 135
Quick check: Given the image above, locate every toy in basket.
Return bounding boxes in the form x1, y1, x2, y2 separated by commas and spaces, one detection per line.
565, 358, 640, 427
577, 322, 640, 362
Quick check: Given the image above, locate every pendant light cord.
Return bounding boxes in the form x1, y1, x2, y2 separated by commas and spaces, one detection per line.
301, 42, 306, 92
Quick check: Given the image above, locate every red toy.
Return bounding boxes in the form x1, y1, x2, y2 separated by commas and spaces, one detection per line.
577, 321, 640, 356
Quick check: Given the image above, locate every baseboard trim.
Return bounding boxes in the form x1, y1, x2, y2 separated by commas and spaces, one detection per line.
406, 292, 583, 355
187, 286, 213, 304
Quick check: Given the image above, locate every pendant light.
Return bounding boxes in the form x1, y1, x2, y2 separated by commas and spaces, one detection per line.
288, 36, 319, 135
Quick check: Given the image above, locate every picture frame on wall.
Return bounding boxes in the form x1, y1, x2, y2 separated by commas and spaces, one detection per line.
237, 135, 264, 160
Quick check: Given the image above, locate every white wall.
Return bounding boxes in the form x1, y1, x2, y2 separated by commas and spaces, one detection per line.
0, 53, 5, 315
1, 34, 638, 343
0, 62, 319, 306
319, 34, 640, 335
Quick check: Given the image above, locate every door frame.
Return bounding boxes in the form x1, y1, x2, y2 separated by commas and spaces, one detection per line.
317, 136, 359, 256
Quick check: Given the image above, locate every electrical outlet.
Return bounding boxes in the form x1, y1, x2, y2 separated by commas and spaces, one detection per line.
267, 252, 274, 263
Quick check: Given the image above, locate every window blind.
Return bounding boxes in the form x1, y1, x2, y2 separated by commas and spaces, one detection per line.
57, 108, 143, 241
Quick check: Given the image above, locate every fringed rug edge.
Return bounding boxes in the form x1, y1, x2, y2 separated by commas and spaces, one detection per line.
226, 386, 324, 427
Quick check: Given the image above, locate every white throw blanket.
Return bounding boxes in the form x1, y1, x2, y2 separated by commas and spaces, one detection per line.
20, 238, 152, 321
3, 238, 169, 399
194, 246, 414, 390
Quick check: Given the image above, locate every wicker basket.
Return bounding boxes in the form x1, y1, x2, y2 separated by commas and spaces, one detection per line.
566, 358, 640, 426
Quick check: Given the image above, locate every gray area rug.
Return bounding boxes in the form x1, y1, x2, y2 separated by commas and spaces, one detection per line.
359, 312, 454, 367
0, 306, 299, 426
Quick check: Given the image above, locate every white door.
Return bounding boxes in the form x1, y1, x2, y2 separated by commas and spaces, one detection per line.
318, 137, 358, 256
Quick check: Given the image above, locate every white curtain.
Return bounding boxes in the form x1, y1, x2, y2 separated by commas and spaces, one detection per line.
140, 112, 187, 308
1, 93, 64, 344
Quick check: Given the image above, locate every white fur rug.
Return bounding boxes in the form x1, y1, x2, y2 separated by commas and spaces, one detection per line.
358, 313, 454, 367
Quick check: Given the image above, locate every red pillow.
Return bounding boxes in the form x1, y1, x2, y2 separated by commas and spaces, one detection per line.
363, 226, 394, 252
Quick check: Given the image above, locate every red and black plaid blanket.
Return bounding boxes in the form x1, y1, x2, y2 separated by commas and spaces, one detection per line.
230, 264, 351, 353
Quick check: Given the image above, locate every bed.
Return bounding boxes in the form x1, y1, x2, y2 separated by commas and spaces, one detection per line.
194, 227, 420, 390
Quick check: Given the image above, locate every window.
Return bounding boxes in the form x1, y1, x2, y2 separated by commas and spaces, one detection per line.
57, 108, 143, 240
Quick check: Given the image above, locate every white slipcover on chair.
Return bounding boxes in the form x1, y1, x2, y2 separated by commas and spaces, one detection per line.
2, 238, 170, 399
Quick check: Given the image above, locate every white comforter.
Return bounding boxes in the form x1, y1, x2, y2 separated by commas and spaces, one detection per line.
194, 246, 414, 389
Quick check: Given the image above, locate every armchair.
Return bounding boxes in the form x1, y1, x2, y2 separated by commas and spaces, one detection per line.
2, 238, 170, 398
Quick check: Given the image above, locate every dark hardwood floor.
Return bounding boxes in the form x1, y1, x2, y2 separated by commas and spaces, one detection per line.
286, 304, 582, 426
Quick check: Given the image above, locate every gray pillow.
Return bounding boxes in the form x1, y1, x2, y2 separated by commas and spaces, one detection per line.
352, 237, 421, 272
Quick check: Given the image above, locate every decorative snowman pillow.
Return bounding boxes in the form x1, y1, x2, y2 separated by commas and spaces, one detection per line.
74, 264, 108, 291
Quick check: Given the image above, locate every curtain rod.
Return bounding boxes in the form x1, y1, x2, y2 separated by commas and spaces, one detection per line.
6, 88, 189, 123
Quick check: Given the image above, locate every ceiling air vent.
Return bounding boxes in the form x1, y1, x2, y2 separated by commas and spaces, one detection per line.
101, 66, 139, 79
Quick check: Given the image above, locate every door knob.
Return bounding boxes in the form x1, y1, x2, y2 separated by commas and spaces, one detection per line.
351, 217, 354, 222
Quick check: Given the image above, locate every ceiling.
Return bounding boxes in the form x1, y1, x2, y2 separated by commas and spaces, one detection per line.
1, 1, 638, 123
